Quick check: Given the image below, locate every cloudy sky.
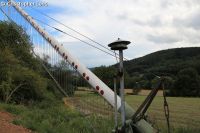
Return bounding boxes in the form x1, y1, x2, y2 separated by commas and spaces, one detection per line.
5, 0, 200, 67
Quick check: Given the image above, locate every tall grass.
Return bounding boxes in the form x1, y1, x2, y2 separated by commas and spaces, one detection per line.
0, 100, 114, 133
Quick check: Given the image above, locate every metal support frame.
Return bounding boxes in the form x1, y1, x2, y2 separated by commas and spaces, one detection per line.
132, 78, 164, 123
114, 77, 118, 130
119, 50, 126, 129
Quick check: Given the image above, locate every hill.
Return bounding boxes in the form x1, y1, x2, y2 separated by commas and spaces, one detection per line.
93, 47, 200, 97
124, 47, 200, 77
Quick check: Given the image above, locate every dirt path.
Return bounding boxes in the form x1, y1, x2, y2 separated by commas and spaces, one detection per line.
0, 111, 32, 133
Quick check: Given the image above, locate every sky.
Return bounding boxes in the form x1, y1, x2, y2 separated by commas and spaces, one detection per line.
2, 0, 200, 67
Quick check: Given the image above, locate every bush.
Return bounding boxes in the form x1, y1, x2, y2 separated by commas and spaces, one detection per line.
0, 22, 53, 104
170, 68, 200, 97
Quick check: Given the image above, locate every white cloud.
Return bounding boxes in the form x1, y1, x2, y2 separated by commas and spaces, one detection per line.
29, 0, 200, 67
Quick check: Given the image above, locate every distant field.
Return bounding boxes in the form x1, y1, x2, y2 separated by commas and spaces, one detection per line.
125, 89, 163, 96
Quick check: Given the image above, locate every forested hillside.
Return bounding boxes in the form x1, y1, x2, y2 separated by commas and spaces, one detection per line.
93, 48, 200, 97
124, 48, 200, 76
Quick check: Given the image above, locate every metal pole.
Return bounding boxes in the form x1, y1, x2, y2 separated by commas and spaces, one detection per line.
119, 50, 126, 128
114, 77, 118, 129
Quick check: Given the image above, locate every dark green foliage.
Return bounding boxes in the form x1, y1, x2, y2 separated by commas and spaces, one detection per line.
0, 22, 42, 71
0, 22, 52, 103
10, 67, 48, 102
93, 65, 117, 88
171, 68, 200, 97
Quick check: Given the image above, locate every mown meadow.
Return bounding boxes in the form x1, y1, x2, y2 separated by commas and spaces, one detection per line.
126, 95, 200, 133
